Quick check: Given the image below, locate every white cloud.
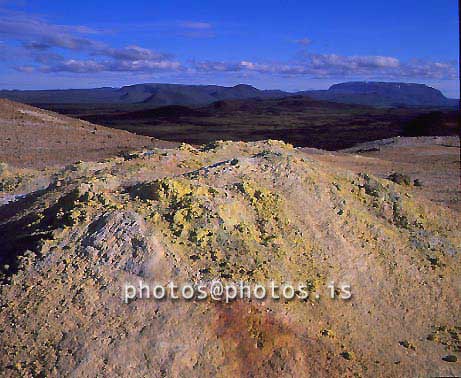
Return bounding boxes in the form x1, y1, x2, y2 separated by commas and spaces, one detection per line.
295, 38, 311, 46
179, 21, 212, 30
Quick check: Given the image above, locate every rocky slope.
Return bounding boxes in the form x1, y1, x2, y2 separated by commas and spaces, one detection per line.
0, 139, 460, 377
0, 99, 175, 168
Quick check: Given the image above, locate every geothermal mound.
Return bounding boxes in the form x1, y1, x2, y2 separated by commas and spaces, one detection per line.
1, 140, 460, 377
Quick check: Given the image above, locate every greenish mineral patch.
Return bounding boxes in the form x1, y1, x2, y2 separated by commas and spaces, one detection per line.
399, 340, 416, 350
388, 172, 412, 186
427, 326, 461, 352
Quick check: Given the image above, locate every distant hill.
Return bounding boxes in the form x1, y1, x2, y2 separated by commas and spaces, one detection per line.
0, 87, 119, 104
202, 95, 360, 114
301, 82, 458, 108
0, 81, 457, 108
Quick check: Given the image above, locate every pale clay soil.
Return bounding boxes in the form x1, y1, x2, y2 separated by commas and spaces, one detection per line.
0, 99, 177, 169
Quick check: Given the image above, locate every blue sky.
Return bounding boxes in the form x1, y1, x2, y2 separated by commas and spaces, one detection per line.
0, 0, 458, 96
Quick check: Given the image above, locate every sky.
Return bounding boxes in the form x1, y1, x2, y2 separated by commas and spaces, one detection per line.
0, 0, 458, 97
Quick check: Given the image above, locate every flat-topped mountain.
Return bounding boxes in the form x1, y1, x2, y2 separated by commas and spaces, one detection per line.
305, 81, 458, 107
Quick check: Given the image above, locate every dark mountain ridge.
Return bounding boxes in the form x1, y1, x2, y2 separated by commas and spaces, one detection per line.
0, 83, 287, 107
0, 81, 457, 108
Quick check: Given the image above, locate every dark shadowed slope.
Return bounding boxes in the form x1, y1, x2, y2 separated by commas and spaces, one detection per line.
79, 95, 459, 149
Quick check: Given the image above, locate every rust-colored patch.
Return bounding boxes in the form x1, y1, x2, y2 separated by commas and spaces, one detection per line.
213, 300, 348, 378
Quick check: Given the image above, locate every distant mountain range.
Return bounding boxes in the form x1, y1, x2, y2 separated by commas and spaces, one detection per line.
0, 82, 457, 108
0, 84, 285, 107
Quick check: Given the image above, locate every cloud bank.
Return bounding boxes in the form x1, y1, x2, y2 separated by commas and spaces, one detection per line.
0, 8, 457, 83
194, 55, 457, 80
